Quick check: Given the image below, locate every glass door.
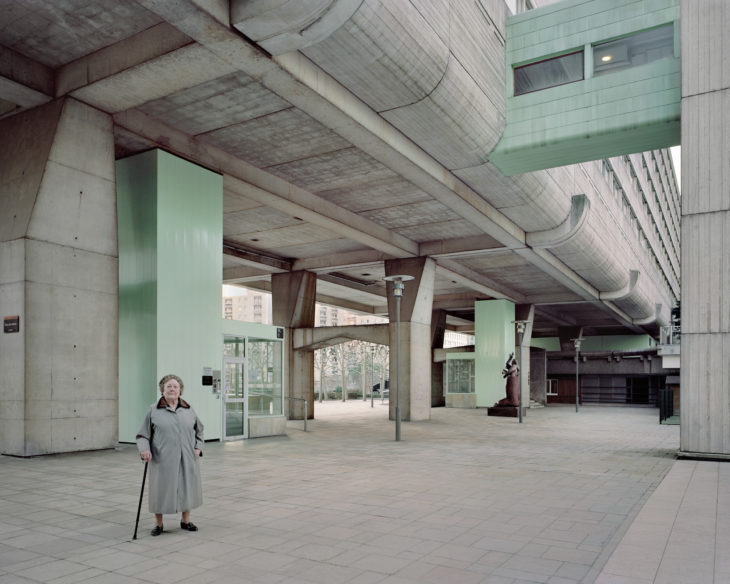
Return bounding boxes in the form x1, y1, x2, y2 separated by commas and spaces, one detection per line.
223, 356, 246, 440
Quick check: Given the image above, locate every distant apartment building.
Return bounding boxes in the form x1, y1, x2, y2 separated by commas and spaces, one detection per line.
223, 290, 271, 324
224, 289, 468, 346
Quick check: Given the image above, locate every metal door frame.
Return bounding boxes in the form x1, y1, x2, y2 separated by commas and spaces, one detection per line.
222, 353, 247, 440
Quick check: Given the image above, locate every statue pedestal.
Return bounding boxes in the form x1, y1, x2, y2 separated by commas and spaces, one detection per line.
487, 406, 526, 418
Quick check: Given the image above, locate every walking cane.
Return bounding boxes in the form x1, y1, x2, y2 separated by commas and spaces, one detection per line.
132, 461, 148, 540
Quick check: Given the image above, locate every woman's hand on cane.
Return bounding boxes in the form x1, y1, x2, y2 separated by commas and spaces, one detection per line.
140, 450, 151, 462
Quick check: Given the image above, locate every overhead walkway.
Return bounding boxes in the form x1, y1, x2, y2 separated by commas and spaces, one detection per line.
490, 0, 681, 176
4, 403, 725, 584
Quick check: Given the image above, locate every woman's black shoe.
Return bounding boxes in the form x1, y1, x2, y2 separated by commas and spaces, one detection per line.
150, 524, 163, 536
180, 521, 198, 531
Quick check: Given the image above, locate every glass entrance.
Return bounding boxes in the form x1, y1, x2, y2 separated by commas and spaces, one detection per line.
223, 356, 246, 440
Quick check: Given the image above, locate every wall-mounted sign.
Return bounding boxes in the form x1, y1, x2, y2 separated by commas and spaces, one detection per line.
4, 315, 20, 333
276, 327, 284, 339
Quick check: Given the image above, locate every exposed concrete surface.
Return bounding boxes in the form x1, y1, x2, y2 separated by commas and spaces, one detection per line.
0, 403, 691, 584
679, 0, 730, 456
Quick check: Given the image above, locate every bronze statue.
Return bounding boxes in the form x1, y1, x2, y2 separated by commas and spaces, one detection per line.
495, 353, 520, 407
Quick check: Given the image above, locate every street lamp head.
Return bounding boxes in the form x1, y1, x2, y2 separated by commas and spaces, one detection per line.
512, 320, 529, 335
383, 274, 415, 297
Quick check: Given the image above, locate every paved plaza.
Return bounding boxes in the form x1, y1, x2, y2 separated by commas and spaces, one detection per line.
0, 402, 726, 584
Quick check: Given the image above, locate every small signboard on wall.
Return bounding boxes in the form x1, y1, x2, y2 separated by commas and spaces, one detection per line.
3, 315, 20, 333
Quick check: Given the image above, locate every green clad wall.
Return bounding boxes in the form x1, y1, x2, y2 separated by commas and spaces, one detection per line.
117, 150, 223, 443
531, 335, 654, 352
475, 300, 515, 407
491, 0, 680, 175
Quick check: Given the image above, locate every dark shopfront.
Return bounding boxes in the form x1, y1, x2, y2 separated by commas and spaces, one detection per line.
545, 350, 676, 407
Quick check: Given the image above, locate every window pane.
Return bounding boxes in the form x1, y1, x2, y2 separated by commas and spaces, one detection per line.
514, 51, 584, 96
247, 338, 283, 415
446, 359, 475, 393
223, 336, 245, 357
594, 24, 674, 76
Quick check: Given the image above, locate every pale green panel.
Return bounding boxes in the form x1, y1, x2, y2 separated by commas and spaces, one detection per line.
156, 151, 223, 440
474, 300, 515, 408
531, 337, 560, 352
508, 0, 679, 62
580, 335, 655, 351
529, 336, 653, 352
492, 0, 680, 175
116, 151, 158, 443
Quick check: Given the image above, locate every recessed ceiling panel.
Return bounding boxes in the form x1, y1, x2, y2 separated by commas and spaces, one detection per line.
139, 72, 289, 136
203, 107, 351, 168
266, 147, 396, 193
0, 0, 162, 67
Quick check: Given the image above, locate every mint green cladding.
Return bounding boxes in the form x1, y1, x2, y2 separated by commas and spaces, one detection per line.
491, 0, 680, 176
117, 150, 223, 443
475, 300, 515, 407
531, 335, 654, 352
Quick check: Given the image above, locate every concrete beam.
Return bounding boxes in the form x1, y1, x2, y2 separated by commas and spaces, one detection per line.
436, 259, 526, 303
420, 235, 506, 258
223, 240, 292, 272
0, 45, 54, 107
56, 22, 193, 96
293, 250, 393, 272
293, 324, 389, 351
222, 266, 274, 282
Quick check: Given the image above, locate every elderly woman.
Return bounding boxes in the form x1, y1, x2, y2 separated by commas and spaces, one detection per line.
137, 374, 204, 536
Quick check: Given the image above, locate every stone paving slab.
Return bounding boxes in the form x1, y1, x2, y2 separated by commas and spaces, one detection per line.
0, 402, 687, 584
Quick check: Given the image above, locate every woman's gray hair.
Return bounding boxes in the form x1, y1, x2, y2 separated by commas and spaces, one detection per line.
159, 374, 184, 394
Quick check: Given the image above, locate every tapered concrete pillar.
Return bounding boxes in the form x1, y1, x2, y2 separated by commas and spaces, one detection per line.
679, 1, 730, 457
384, 257, 436, 422
0, 99, 117, 455
272, 271, 317, 419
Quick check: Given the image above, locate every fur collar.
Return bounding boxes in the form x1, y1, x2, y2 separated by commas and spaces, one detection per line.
156, 396, 191, 409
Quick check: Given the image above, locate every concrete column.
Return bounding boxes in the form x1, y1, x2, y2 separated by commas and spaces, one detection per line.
384, 257, 436, 422
0, 98, 117, 456
530, 348, 547, 405
431, 309, 447, 407
116, 150, 223, 442
475, 299, 515, 407
679, 1, 730, 457
272, 271, 317, 420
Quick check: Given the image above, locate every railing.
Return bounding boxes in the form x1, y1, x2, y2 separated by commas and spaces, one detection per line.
284, 397, 307, 432
660, 325, 681, 346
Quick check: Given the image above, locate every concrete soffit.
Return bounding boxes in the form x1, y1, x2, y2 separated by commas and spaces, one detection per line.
107, 0, 656, 332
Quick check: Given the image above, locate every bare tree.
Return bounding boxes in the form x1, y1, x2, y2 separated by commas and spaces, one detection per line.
314, 347, 337, 402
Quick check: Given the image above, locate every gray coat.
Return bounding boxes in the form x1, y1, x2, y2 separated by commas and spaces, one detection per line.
136, 397, 204, 514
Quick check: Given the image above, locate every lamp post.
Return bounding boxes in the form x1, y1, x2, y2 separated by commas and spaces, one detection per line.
383, 274, 414, 442
370, 345, 375, 408
513, 320, 529, 423
572, 337, 583, 412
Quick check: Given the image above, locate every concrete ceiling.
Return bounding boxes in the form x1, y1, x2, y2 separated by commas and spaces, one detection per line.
0, 0, 661, 338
